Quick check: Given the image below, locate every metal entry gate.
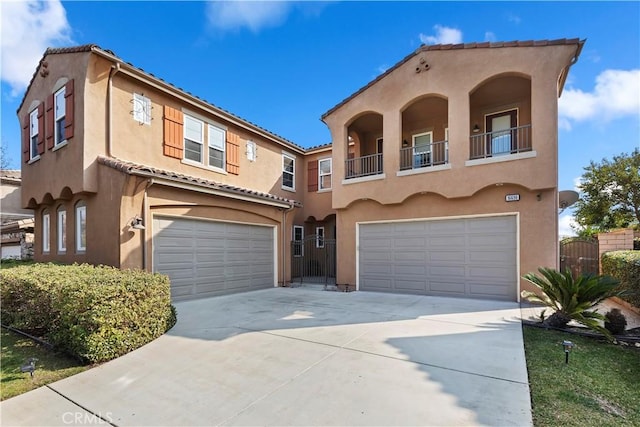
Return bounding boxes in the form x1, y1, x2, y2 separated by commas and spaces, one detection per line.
291, 235, 336, 286
560, 238, 599, 277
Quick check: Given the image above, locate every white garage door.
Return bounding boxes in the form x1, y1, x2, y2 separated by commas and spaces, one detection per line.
153, 216, 275, 301
359, 216, 517, 301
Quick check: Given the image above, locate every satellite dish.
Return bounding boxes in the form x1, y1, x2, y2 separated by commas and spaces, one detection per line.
558, 190, 579, 212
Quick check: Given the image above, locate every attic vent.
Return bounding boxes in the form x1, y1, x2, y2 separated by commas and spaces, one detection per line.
415, 57, 430, 73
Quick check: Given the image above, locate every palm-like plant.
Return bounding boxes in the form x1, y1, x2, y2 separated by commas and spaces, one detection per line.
522, 267, 624, 339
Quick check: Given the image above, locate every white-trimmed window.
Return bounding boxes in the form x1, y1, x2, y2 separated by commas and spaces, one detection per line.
246, 140, 257, 161
293, 225, 304, 257
75, 201, 86, 252
208, 124, 226, 169
184, 115, 203, 163
133, 93, 151, 125
29, 109, 39, 160
42, 210, 50, 253
282, 153, 295, 190
57, 206, 66, 253
413, 131, 433, 168
54, 87, 66, 146
316, 226, 325, 248
319, 158, 332, 190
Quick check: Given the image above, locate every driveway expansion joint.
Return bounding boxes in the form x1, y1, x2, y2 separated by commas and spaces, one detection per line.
46, 384, 119, 427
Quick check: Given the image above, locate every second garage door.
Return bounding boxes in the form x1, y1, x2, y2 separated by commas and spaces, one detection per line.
153, 216, 275, 301
359, 215, 517, 301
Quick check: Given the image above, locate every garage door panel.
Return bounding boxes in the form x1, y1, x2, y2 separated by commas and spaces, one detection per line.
359, 216, 517, 301
153, 217, 274, 301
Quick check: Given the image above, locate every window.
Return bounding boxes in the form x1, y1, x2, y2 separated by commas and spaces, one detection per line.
318, 158, 332, 190
29, 109, 39, 160
208, 124, 226, 169
54, 87, 66, 146
486, 109, 517, 156
246, 140, 257, 161
57, 206, 66, 253
184, 115, 203, 163
282, 153, 295, 190
133, 93, 151, 125
316, 227, 325, 248
293, 225, 304, 257
75, 201, 86, 252
413, 132, 433, 168
42, 211, 50, 253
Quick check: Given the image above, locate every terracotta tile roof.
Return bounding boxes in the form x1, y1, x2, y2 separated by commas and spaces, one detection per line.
321, 38, 585, 119
0, 170, 21, 180
97, 156, 302, 208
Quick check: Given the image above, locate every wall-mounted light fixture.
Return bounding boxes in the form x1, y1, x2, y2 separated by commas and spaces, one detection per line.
402, 139, 409, 148
473, 124, 480, 133
130, 216, 145, 230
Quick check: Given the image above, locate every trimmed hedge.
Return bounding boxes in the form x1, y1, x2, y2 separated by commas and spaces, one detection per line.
601, 251, 640, 308
0, 263, 176, 363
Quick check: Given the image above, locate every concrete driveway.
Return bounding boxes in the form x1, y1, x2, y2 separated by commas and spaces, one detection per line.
1, 288, 532, 426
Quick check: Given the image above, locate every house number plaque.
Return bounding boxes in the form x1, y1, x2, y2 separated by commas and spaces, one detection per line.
505, 194, 520, 202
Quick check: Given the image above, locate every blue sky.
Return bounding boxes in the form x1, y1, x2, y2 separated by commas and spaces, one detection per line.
1, 1, 639, 236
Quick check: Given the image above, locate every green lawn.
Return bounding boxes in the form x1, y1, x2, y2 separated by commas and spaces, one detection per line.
1, 329, 88, 401
523, 326, 640, 427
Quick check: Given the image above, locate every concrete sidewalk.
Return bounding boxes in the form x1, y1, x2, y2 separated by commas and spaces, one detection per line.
1, 289, 532, 426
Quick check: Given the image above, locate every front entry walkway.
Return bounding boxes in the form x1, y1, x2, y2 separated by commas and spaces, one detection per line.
2, 289, 532, 426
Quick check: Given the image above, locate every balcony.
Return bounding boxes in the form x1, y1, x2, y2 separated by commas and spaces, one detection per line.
469, 124, 532, 160
345, 153, 383, 179
400, 140, 449, 171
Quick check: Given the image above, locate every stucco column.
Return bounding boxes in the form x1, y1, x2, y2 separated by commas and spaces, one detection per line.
383, 110, 401, 176
447, 92, 470, 169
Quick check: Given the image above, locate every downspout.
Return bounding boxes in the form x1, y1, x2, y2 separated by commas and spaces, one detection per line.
281, 204, 296, 287
107, 63, 121, 157
142, 180, 150, 271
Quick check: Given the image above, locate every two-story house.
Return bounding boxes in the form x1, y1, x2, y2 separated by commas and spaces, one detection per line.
18, 39, 584, 302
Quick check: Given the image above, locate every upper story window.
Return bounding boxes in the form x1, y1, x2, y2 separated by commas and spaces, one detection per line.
75, 201, 86, 252
54, 87, 66, 146
184, 114, 203, 163
282, 153, 295, 191
133, 93, 151, 125
29, 109, 39, 160
246, 140, 257, 161
42, 210, 50, 253
57, 205, 66, 253
208, 124, 226, 170
319, 158, 332, 190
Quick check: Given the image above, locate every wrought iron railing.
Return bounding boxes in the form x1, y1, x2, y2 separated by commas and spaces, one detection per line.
399, 140, 449, 171
469, 124, 532, 160
345, 153, 383, 179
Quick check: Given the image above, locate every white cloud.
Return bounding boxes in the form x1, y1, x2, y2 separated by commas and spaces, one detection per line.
206, 1, 292, 33
559, 69, 640, 129
1, 0, 72, 96
559, 214, 578, 239
507, 13, 521, 24
484, 32, 497, 42
419, 25, 463, 45
573, 176, 583, 192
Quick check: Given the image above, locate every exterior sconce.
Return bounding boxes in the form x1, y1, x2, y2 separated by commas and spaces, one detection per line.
562, 340, 574, 364
472, 124, 480, 133
130, 216, 145, 230
402, 139, 409, 148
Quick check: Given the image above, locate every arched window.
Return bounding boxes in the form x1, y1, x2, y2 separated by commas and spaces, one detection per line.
57, 205, 66, 253
75, 201, 86, 252
42, 209, 50, 253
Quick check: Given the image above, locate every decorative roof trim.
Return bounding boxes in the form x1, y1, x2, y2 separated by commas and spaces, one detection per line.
321, 38, 585, 120
97, 156, 301, 208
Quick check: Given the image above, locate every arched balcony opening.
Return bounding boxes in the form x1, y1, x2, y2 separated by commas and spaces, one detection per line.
400, 95, 449, 171
469, 74, 532, 160
345, 112, 383, 179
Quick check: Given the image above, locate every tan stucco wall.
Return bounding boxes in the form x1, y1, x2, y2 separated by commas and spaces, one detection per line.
1, 180, 32, 220
335, 185, 558, 299
300, 148, 335, 222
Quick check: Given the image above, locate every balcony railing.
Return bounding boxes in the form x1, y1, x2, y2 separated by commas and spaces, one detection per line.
469, 124, 532, 160
345, 153, 383, 179
400, 140, 449, 171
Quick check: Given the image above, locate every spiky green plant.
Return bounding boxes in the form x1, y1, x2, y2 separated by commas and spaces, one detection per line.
522, 267, 624, 339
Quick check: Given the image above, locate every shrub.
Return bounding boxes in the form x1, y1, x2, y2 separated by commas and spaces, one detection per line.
0, 263, 175, 363
601, 250, 640, 308
522, 267, 624, 338
604, 308, 627, 335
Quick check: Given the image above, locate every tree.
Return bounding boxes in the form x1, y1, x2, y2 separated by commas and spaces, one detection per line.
573, 149, 640, 232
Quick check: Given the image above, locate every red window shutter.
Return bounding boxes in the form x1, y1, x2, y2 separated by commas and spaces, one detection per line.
163, 105, 184, 159
45, 94, 54, 149
308, 159, 318, 192
37, 102, 45, 155
22, 115, 29, 163
226, 131, 240, 175
64, 79, 74, 140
